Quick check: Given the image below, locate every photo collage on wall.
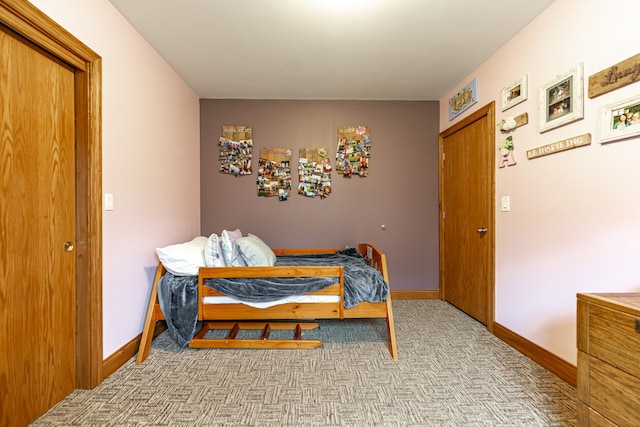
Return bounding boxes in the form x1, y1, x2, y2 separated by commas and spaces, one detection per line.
336, 125, 371, 177
298, 147, 332, 199
218, 125, 253, 176
257, 147, 292, 201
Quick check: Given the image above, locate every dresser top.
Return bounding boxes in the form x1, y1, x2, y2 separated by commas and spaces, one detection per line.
578, 292, 640, 316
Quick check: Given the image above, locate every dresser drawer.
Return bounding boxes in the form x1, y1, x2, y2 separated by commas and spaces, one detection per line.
587, 355, 640, 427
577, 294, 640, 427
586, 303, 640, 376
577, 402, 618, 427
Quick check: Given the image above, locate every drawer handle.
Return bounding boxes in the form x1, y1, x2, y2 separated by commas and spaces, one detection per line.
637, 319, 640, 333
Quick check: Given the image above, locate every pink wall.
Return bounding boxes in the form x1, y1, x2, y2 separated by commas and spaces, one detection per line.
439, 0, 640, 364
200, 100, 440, 291
29, 0, 201, 358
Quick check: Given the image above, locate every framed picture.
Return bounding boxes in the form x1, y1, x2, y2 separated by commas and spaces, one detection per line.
538, 63, 584, 133
448, 77, 478, 120
599, 94, 640, 144
501, 74, 528, 111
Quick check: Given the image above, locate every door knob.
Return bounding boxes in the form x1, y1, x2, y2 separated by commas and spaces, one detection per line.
64, 241, 74, 252
477, 228, 487, 234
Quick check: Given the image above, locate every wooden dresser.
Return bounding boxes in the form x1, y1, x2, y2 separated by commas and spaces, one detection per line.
577, 293, 640, 426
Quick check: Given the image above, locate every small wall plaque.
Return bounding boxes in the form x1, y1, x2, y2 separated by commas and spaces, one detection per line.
448, 77, 478, 121
527, 133, 591, 160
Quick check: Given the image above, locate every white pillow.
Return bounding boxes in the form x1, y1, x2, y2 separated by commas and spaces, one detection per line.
237, 233, 276, 266
204, 233, 225, 267
156, 236, 207, 276
221, 228, 246, 266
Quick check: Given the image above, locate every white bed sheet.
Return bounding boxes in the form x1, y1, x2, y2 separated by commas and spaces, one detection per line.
202, 295, 340, 309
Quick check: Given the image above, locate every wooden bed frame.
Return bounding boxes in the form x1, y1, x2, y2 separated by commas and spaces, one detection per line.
136, 243, 398, 364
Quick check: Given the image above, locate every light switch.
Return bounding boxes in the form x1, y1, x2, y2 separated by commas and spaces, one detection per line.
501, 196, 510, 212
104, 193, 114, 211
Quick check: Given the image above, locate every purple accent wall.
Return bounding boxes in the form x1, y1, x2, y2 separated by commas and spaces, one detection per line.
200, 100, 439, 290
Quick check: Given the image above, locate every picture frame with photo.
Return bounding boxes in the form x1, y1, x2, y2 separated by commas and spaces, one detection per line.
538, 63, 584, 133
599, 93, 640, 144
501, 74, 528, 111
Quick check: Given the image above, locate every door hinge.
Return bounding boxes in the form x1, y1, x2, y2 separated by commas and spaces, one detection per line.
442, 211, 446, 219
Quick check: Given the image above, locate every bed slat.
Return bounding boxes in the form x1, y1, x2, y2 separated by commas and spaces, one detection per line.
188, 321, 322, 350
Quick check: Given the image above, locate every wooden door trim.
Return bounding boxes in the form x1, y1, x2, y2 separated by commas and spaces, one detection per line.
438, 102, 495, 332
1, 0, 103, 388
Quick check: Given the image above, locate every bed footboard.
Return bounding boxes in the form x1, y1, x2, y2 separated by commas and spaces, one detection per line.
358, 243, 398, 360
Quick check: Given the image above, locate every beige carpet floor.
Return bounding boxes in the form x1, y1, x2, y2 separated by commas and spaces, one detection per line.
33, 300, 577, 426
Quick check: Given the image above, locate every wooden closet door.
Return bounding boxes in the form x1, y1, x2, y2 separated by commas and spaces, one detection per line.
439, 103, 495, 326
0, 25, 77, 425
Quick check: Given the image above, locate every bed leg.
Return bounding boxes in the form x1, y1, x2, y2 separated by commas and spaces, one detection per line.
385, 295, 399, 360
136, 263, 163, 365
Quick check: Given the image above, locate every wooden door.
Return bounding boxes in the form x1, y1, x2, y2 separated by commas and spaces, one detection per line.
439, 103, 495, 326
0, 25, 77, 425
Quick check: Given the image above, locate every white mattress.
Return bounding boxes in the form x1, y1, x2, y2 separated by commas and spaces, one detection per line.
202, 295, 340, 309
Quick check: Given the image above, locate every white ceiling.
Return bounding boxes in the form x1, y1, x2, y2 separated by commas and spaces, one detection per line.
109, 0, 555, 100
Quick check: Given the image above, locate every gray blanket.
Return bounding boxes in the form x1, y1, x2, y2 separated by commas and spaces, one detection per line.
157, 248, 389, 347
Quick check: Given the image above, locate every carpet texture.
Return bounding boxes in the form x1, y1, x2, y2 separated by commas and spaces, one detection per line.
33, 300, 576, 426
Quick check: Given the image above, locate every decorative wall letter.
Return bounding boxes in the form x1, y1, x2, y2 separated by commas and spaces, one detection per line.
498, 136, 517, 168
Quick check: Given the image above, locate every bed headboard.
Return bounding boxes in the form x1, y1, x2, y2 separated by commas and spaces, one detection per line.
358, 243, 389, 284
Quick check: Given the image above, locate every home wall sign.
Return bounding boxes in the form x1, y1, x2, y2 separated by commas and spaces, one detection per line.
526, 133, 591, 160
218, 125, 253, 175
336, 125, 370, 177
448, 77, 478, 120
257, 148, 292, 200
588, 52, 640, 98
